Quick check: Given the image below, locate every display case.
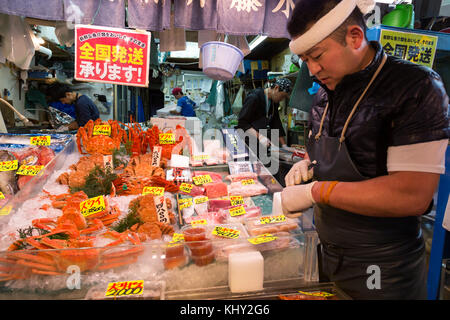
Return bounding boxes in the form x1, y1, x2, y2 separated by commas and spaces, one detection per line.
0, 126, 321, 300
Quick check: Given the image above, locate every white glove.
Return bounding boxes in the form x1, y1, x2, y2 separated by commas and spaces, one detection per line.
281, 181, 317, 215
258, 134, 271, 147
285, 159, 314, 186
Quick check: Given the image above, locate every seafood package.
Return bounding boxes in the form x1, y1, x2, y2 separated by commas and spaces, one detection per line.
228, 180, 268, 198
245, 214, 300, 236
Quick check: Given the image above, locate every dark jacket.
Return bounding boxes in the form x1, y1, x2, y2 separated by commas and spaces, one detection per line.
237, 88, 286, 137
75, 94, 100, 127
309, 41, 449, 178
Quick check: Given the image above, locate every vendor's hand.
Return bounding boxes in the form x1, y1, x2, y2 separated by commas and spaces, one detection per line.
281, 181, 317, 215
285, 159, 314, 186
258, 134, 271, 147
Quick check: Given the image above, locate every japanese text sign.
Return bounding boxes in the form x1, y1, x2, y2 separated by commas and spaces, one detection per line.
380, 29, 438, 68
75, 25, 151, 87
80, 195, 106, 217
30, 136, 51, 146
105, 280, 144, 297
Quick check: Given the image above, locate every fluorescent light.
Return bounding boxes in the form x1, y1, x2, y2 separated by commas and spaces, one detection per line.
249, 36, 267, 51
169, 42, 199, 59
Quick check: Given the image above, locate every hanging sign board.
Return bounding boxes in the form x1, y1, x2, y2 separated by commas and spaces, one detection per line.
75, 25, 151, 87
379, 29, 438, 68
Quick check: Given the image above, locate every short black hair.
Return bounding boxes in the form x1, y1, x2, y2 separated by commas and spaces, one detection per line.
48, 84, 72, 102
287, 0, 367, 45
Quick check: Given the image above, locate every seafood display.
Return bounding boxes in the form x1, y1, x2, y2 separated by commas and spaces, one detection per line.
0, 122, 312, 300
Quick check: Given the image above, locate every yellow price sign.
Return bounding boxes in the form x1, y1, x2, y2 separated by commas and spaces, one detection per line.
241, 179, 255, 186
159, 133, 175, 145
0, 160, 18, 171
259, 215, 286, 225
93, 125, 111, 136
0, 205, 12, 216
80, 195, 106, 217
179, 183, 193, 194
193, 154, 210, 161
194, 196, 209, 205
212, 226, 240, 239
297, 291, 335, 298
30, 136, 51, 146
105, 280, 144, 297
16, 165, 44, 176
230, 196, 244, 206
190, 219, 207, 227
142, 186, 165, 196
192, 175, 213, 185
247, 233, 278, 245
0, 192, 4, 200
229, 205, 246, 217
168, 233, 185, 247
178, 198, 193, 210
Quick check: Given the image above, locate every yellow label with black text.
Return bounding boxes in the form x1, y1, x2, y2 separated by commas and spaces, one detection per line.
159, 133, 175, 144
0, 192, 4, 200
194, 196, 209, 204
30, 136, 51, 146
192, 175, 213, 185
259, 215, 286, 225
248, 233, 278, 245
179, 183, 193, 193
93, 125, 111, 136
142, 186, 165, 196
80, 195, 106, 217
230, 196, 244, 206
0, 160, 18, 171
190, 219, 207, 227
212, 226, 240, 239
105, 280, 144, 297
16, 165, 44, 176
179, 198, 193, 210
229, 206, 246, 217
241, 179, 255, 185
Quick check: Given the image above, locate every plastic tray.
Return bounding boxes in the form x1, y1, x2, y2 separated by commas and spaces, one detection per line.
245, 214, 300, 236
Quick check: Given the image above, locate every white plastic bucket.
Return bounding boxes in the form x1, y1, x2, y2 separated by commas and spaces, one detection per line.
201, 41, 244, 81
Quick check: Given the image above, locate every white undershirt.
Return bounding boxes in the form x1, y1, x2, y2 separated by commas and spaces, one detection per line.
387, 139, 448, 174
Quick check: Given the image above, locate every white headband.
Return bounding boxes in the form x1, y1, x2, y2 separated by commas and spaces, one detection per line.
289, 0, 375, 55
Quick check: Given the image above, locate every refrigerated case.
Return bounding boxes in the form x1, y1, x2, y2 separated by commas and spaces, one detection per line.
0, 129, 326, 300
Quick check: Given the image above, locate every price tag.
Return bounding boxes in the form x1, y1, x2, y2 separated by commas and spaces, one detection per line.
192, 175, 213, 185
154, 195, 170, 224
80, 195, 106, 217
151, 146, 162, 167
193, 154, 210, 161
0, 192, 4, 200
0, 160, 18, 171
16, 165, 44, 176
212, 226, 240, 239
159, 133, 175, 144
230, 196, 244, 206
30, 136, 51, 146
229, 205, 246, 217
259, 215, 287, 225
142, 186, 165, 196
179, 183, 193, 194
247, 233, 278, 245
178, 198, 193, 210
105, 280, 144, 297
190, 219, 207, 227
241, 179, 255, 185
93, 125, 111, 136
297, 291, 335, 298
0, 205, 12, 216
194, 196, 209, 205
168, 233, 184, 247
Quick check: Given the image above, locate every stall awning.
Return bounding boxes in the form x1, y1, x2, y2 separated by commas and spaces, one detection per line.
0, 0, 296, 38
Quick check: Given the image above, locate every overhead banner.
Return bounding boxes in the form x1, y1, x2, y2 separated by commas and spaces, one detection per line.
75, 25, 151, 87
380, 29, 438, 68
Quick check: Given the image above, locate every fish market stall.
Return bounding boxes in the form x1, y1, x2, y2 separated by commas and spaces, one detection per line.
0, 119, 323, 300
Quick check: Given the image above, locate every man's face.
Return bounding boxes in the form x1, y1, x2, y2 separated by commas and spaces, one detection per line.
60, 92, 74, 104
173, 93, 182, 100
299, 37, 356, 91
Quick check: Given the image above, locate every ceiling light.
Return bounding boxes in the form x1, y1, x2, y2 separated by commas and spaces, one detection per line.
249, 35, 267, 51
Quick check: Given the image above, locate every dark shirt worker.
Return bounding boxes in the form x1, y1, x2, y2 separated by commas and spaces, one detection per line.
51, 85, 100, 130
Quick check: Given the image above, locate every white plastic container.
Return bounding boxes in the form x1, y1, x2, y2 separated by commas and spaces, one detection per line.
228, 251, 264, 293
201, 41, 244, 81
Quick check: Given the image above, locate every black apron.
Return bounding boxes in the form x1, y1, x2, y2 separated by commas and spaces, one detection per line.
307, 54, 427, 300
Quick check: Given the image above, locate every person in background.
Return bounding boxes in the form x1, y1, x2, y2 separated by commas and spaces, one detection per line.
236, 77, 292, 149
282, 0, 449, 299
49, 85, 100, 130
170, 87, 197, 117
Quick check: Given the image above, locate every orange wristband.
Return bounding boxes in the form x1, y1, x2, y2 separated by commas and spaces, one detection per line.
324, 181, 339, 205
